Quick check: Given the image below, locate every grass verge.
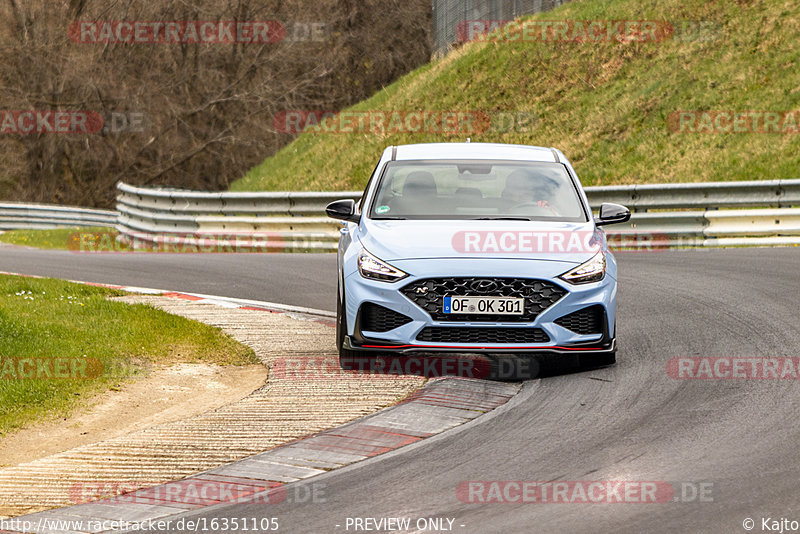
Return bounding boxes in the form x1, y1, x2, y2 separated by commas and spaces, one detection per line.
0, 274, 257, 436
233, 0, 800, 192
0, 227, 117, 250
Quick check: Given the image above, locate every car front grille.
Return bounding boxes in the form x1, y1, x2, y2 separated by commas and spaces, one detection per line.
400, 277, 566, 322
554, 305, 605, 335
416, 326, 550, 344
359, 302, 413, 333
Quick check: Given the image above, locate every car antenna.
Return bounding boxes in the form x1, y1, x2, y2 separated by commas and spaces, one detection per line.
466, 138, 471, 143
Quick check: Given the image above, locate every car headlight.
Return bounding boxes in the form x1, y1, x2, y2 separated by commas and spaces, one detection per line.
559, 251, 606, 284
357, 249, 409, 282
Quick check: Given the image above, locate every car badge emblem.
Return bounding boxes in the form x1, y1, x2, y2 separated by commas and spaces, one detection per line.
471, 280, 498, 292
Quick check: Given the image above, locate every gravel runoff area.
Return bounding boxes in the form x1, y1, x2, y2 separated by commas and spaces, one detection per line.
0, 295, 426, 517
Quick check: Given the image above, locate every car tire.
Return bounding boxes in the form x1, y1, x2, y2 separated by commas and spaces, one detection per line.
336, 282, 361, 367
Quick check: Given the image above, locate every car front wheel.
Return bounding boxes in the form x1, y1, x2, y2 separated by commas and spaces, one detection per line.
336, 282, 361, 365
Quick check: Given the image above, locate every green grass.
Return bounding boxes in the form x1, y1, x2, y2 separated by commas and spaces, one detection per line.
233, 0, 800, 192
0, 227, 116, 250
0, 275, 257, 436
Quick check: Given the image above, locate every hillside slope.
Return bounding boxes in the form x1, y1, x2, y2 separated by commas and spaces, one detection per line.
233, 0, 800, 192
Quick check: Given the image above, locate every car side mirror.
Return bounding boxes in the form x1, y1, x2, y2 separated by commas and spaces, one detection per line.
326, 199, 360, 223
594, 203, 631, 226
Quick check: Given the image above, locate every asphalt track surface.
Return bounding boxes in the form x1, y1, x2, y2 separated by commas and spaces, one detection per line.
3, 245, 800, 533
0, 246, 338, 310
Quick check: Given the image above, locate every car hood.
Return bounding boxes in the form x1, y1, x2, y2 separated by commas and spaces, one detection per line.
357, 219, 602, 265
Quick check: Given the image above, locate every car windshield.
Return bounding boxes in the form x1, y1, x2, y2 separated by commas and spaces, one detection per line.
368, 160, 587, 222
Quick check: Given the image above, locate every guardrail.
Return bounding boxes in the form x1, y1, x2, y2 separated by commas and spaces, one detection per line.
584, 179, 800, 211
0, 202, 117, 231
6, 180, 800, 250
113, 179, 800, 251
115, 182, 359, 251
590, 179, 800, 247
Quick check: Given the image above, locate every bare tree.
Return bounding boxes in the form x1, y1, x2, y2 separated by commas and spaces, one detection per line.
0, 0, 431, 206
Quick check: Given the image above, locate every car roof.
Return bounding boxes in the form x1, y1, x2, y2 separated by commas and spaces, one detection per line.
391, 142, 559, 162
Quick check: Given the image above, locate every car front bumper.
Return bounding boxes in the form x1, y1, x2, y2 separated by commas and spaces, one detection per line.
343, 257, 617, 355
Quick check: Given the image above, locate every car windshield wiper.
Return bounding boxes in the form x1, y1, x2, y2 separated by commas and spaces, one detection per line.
371, 216, 407, 220
471, 216, 531, 221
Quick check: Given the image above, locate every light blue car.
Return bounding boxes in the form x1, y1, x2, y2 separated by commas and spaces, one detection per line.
326, 143, 630, 371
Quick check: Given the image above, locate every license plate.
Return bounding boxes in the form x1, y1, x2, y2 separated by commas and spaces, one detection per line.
443, 296, 524, 315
